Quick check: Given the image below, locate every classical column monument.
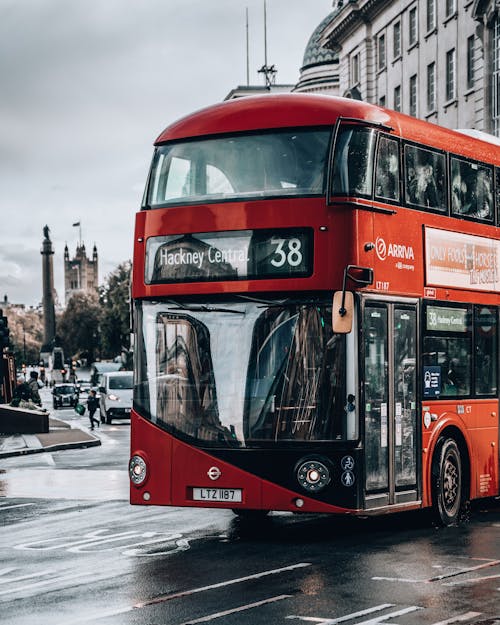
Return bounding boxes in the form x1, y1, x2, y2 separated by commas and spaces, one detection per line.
40, 225, 56, 364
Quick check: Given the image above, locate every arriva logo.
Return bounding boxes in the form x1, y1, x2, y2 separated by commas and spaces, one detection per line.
375, 237, 414, 262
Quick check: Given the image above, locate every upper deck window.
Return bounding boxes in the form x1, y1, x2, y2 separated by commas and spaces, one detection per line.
404, 144, 446, 212
331, 126, 376, 198
145, 129, 331, 207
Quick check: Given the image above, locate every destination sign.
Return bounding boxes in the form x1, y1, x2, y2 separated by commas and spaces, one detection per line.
426, 305, 469, 333
145, 228, 313, 284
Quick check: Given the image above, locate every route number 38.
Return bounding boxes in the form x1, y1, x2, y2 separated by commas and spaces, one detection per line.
270, 237, 303, 268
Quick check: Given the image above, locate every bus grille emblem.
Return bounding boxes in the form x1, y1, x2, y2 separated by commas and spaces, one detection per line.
207, 466, 221, 481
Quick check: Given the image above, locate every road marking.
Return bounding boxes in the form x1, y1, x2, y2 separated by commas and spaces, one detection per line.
287, 603, 395, 623
177, 594, 292, 624
428, 559, 500, 582
14, 528, 189, 555
0, 570, 93, 597
0, 503, 35, 511
287, 605, 421, 624
373, 558, 500, 584
444, 573, 500, 586
429, 612, 482, 625
0, 568, 53, 584
56, 606, 134, 625
134, 562, 312, 608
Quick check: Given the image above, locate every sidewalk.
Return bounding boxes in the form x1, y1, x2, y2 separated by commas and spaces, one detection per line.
0, 416, 101, 458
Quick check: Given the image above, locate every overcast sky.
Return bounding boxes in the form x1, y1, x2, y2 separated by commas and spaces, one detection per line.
0, 0, 333, 307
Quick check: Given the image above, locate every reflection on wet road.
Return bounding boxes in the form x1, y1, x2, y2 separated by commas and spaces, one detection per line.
0, 468, 128, 500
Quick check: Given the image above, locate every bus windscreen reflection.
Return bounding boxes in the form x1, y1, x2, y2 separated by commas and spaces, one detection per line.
138, 301, 347, 447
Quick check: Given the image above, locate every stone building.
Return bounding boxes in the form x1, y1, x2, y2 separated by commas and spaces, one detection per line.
316, 0, 500, 136
64, 243, 98, 305
294, 9, 340, 94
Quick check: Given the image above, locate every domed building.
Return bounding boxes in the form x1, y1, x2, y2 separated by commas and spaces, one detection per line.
293, 11, 340, 94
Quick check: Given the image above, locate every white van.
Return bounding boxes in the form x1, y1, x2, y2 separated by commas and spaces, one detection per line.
99, 371, 133, 424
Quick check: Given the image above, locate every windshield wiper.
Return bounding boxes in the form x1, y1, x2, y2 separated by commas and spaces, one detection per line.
165, 300, 245, 314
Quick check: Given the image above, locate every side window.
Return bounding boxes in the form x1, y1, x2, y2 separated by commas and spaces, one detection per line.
404, 145, 446, 211
474, 307, 498, 396
375, 136, 400, 201
451, 157, 494, 222
332, 126, 376, 197
495, 168, 500, 225
423, 304, 472, 397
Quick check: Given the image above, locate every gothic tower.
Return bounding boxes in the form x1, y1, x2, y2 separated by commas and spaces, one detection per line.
64, 242, 99, 305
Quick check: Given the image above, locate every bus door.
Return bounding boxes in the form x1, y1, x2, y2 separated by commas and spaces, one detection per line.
362, 299, 419, 509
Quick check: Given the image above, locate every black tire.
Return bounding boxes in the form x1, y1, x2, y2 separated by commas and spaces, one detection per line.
432, 438, 463, 526
106, 415, 112, 424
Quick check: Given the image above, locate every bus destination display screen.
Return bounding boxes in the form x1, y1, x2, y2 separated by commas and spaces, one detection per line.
145, 228, 313, 284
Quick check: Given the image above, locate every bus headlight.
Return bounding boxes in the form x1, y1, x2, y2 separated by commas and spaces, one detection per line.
295, 457, 332, 493
129, 455, 147, 485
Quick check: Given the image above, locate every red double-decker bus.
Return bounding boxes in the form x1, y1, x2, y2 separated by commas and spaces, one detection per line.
129, 94, 499, 526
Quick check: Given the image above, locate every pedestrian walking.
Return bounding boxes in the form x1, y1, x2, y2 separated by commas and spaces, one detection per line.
27, 371, 42, 406
87, 389, 100, 430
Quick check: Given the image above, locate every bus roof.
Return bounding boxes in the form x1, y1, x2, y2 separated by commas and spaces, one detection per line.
155, 94, 500, 166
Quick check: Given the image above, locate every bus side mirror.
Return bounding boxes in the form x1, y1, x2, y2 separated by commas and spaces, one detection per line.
332, 291, 354, 334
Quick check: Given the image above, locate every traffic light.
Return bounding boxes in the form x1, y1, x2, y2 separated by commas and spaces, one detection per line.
0, 310, 9, 350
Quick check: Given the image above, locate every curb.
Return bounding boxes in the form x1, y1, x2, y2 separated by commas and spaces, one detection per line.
0, 431, 102, 459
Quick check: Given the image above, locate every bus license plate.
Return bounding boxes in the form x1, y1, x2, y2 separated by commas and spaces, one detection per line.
192, 488, 242, 503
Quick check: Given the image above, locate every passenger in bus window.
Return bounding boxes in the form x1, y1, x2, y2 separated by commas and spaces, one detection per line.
451, 172, 467, 214
415, 164, 439, 208
470, 168, 493, 219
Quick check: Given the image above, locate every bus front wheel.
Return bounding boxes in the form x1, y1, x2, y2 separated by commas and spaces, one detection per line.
432, 437, 464, 526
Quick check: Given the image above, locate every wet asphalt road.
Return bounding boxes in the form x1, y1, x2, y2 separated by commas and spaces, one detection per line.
1, 392, 499, 625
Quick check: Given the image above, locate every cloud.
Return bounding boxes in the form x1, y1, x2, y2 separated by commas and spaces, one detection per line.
0, 0, 332, 306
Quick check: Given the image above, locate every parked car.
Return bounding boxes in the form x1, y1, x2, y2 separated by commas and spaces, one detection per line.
99, 371, 133, 424
52, 383, 79, 409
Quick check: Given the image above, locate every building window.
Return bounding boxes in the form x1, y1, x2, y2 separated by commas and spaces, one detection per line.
378, 33, 386, 71
445, 0, 456, 18
427, 62, 436, 112
426, 0, 436, 33
467, 35, 475, 90
409, 7, 418, 47
379, 95, 386, 107
394, 85, 401, 112
409, 74, 417, 117
446, 49, 456, 101
493, 17, 500, 136
351, 53, 360, 86
393, 22, 401, 59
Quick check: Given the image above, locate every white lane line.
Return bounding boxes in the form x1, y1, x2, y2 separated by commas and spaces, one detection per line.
429, 559, 500, 582
0, 503, 35, 511
177, 594, 292, 625
134, 562, 312, 607
0, 570, 94, 597
372, 576, 424, 583
429, 612, 482, 625
374, 558, 500, 584
57, 606, 134, 625
444, 573, 500, 586
287, 603, 395, 623
0, 569, 53, 585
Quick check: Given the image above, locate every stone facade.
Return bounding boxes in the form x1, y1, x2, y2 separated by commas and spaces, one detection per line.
317, 0, 500, 136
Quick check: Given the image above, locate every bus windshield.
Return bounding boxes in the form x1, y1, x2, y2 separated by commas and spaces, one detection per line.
145, 129, 331, 207
135, 299, 349, 447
